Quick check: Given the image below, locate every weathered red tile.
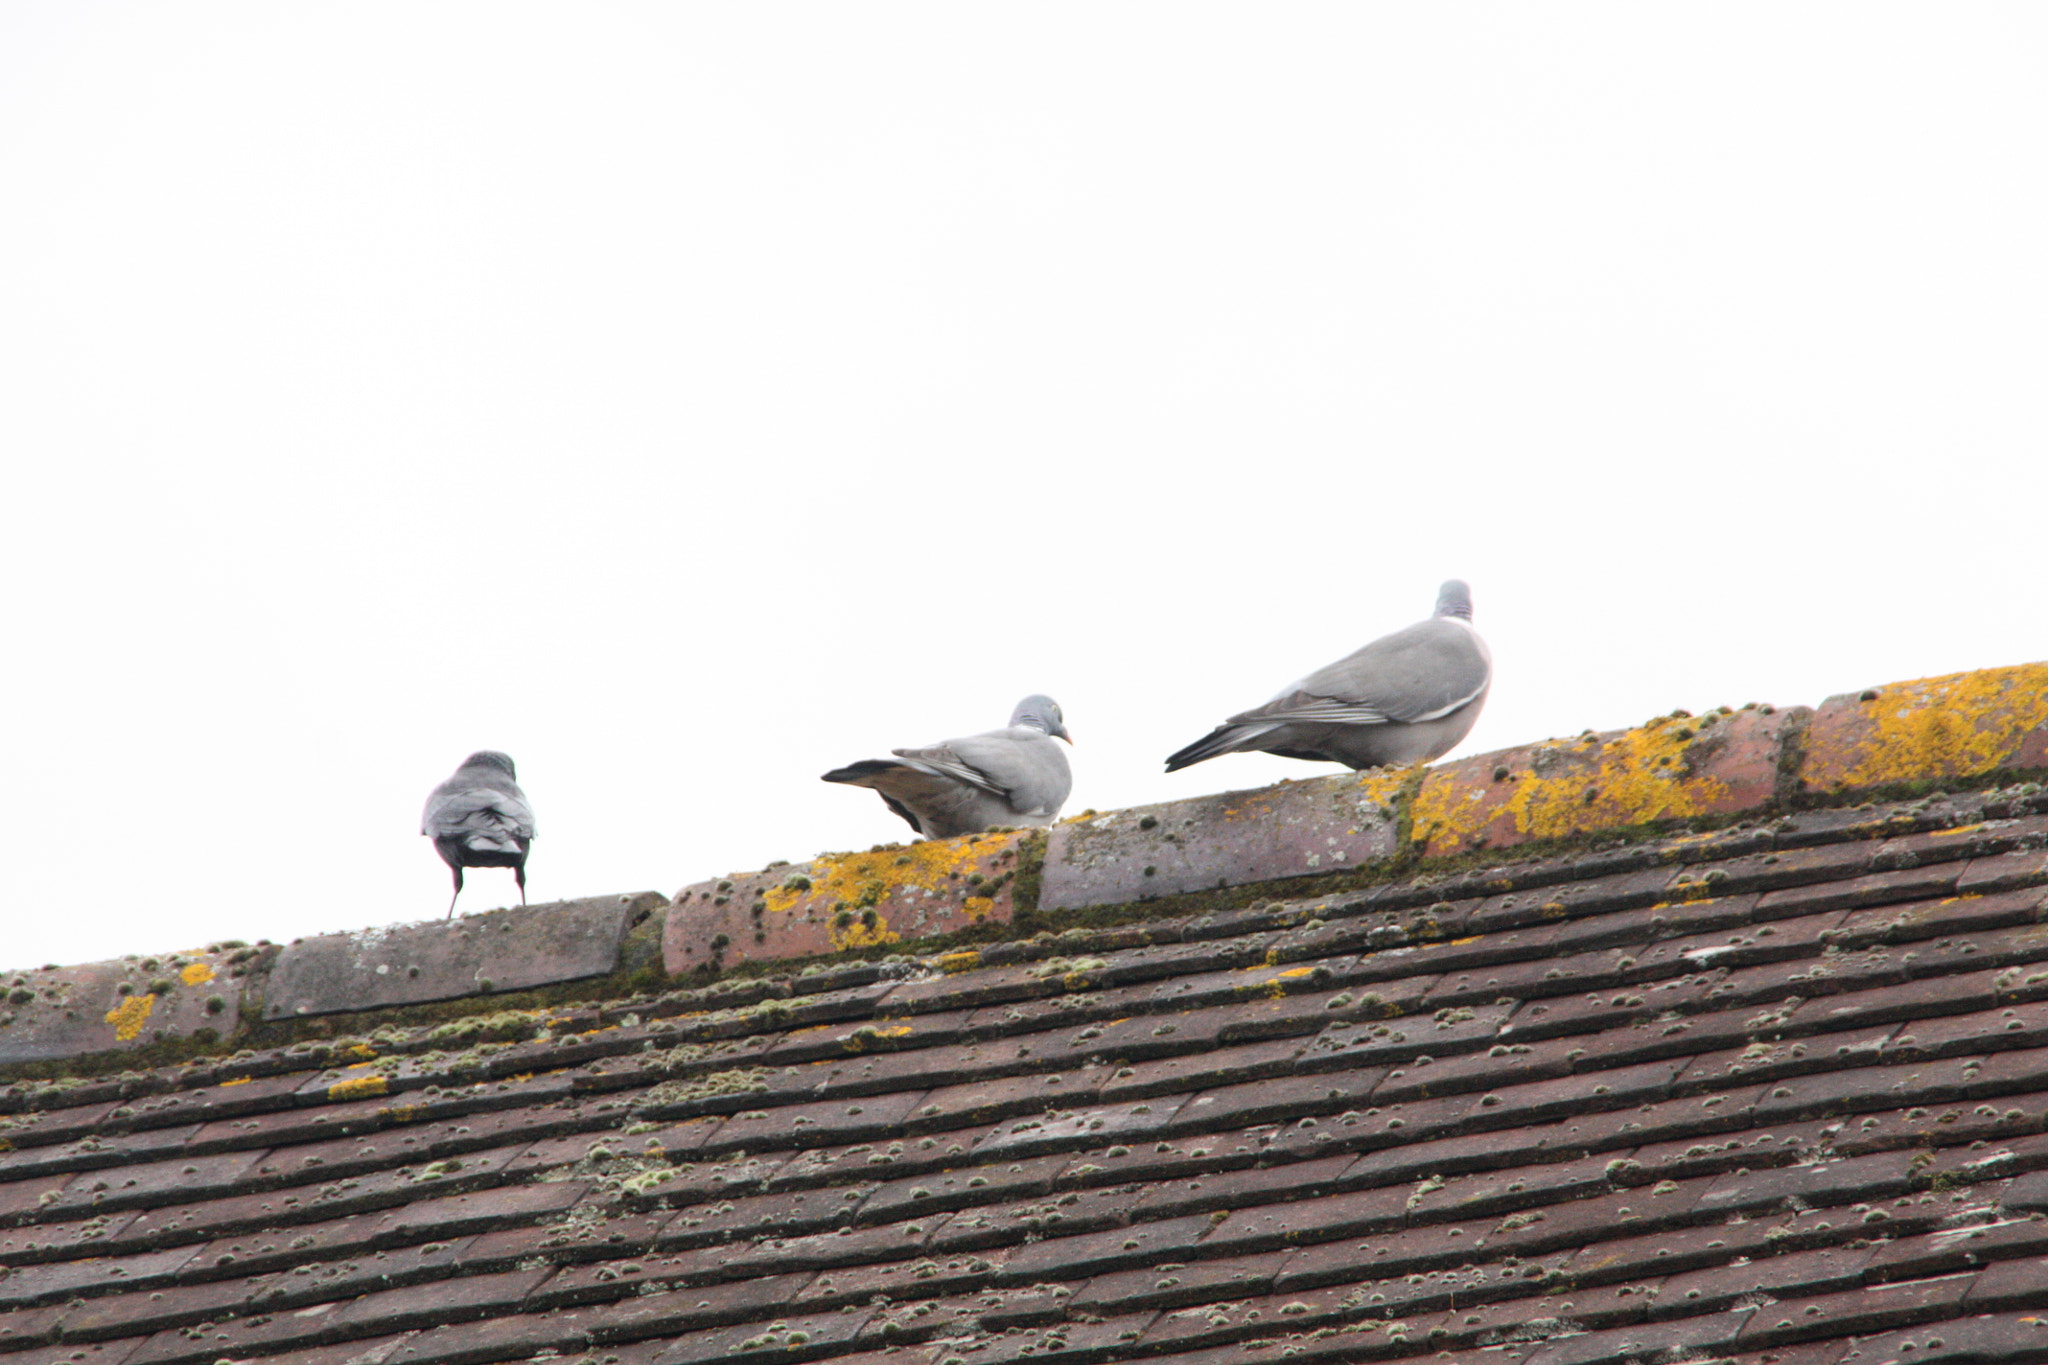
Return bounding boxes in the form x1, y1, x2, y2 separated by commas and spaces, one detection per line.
1068, 1248, 1291, 1314
1737, 1272, 1973, 1346
0, 1244, 202, 1310
1850, 1314, 2048, 1365
646, 1306, 875, 1364
1956, 847, 2048, 896
0, 947, 257, 1069
0, 1339, 148, 1365
1519, 1309, 1756, 1365
790, 1246, 1011, 1309
266, 894, 657, 1020
1096, 1035, 1317, 1107
1038, 773, 1403, 913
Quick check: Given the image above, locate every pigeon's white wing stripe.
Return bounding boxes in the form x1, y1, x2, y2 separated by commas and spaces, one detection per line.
1236, 696, 1393, 727
1406, 677, 1490, 723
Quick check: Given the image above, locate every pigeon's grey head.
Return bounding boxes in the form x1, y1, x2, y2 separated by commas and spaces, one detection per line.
1433, 580, 1474, 621
1011, 695, 1072, 743
459, 751, 519, 779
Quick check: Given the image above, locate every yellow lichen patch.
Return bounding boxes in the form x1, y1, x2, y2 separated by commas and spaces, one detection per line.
830, 912, 901, 952
382, 1103, 423, 1123
1278, 967, 1316, 978
1414, 721, 1731, 853
962, 896, 995, 920
220, 1076, 252, 1087
105, 994, 156, 1042
761, 833, 1018, 917
181, 962, 215, 987
329, 1075, 389, 1102
939, 951, 983, 974
346, 1043, 378, 1061
1813, 665, 2048, 791
1355, 765, 1421, 810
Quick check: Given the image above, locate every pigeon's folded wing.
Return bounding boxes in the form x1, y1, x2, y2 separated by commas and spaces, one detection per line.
1237, 619, 1489, 728
930, 730, 1071, 817
890, 742, 1011, 799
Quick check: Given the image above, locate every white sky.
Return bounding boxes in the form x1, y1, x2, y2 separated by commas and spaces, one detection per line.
3, 5, 2043, 972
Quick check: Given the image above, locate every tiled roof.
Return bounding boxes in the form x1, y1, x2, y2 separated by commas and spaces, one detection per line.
3, 664, 2048, 1365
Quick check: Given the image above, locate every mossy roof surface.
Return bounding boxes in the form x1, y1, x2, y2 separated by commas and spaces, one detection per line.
3, 786, 2048, 1365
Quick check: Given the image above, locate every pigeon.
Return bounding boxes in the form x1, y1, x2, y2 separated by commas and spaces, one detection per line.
422, 751, 536, 916
823, 695, 1074, 839
1165, 580, 1491, 773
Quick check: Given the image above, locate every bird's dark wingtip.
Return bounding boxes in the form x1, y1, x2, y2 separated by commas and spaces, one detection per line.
822, 759, 903, 785
1166, 721, 1248, 772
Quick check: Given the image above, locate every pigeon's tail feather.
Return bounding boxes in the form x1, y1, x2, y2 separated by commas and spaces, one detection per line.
822, 759, 905, 786
821, 759, 933, 835
435, 833, 528, 871
1165, 724, 1269, 773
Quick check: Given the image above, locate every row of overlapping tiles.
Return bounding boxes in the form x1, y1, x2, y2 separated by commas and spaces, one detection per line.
0, 796, 2045, 1363
8, 663, 2047, 1068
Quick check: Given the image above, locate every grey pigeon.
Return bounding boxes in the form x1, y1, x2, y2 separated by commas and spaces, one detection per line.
422, 751, 536, 916
823, 695, 1074, 839
1165, 580, 1491, 773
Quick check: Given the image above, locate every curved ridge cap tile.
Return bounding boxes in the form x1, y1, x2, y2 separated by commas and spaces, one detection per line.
1803, 662, 2048, 795
665, 829, 1030, 976
263, 892, 660, 1021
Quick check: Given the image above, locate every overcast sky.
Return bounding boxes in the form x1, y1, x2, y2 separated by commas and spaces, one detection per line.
3, 5, 2042, 972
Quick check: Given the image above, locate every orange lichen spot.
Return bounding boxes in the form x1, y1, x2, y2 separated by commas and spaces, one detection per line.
181, 962, 215, 987
105, 994, 155, 1042
1811, 665, 2048, 791
509, 1072, 533, 1083
1278, 967, 1316, 978
1929, 823, 1986, 838
346, 1043, 378, 1061
328, 1075, 389, 1102
1219, 792, 1281, 823
0, 1138, 11, 1152
939, 951, 982, 974
219, 1076, 252, 1087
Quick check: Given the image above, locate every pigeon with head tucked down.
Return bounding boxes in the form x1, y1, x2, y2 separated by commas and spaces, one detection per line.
824, 695, 1073, 839
422, 750, 535, 916
1165, 580, 1490, 773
